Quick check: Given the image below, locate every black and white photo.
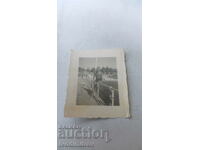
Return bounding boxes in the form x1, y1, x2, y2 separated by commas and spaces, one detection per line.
64, 49, 130, 118
77, 57, 119, 106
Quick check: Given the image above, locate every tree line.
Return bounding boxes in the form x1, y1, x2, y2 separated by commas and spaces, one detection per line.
79, 67, 117, 74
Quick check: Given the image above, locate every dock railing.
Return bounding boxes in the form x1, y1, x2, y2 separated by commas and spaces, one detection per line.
95, 82, 118, 106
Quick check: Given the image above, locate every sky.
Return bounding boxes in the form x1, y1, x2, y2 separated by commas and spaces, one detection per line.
79, 57, 117, 69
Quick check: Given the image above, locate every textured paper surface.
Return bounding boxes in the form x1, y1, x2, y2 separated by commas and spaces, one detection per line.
64, 49, 130, 118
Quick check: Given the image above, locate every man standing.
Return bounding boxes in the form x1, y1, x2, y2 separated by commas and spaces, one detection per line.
94, 69, 103, 96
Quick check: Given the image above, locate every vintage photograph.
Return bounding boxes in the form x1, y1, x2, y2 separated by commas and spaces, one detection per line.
77, 57, 119, 106
64, 49, 129, 118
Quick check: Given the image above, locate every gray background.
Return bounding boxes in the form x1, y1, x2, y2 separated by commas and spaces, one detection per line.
58, 0, 142, 149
